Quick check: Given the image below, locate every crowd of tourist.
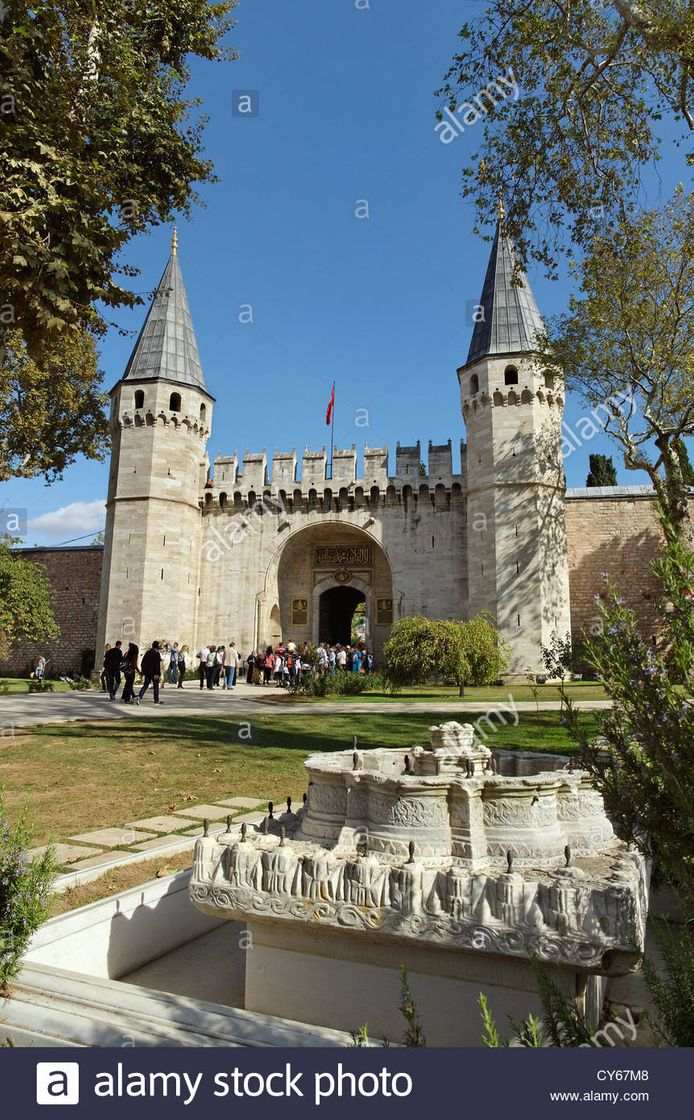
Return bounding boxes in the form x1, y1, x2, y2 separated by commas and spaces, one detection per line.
98, 639, 375, 704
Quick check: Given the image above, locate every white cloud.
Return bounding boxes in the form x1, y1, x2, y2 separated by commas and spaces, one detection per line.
28, 499, 106, 542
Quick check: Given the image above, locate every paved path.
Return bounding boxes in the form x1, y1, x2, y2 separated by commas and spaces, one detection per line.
0, 684, 612, 731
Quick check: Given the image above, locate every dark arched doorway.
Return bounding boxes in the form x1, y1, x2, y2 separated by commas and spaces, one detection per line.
318, 586, 365, 645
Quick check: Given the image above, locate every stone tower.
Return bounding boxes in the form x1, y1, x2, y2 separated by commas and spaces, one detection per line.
459, 210, 571, 674
96, 231, 213, 654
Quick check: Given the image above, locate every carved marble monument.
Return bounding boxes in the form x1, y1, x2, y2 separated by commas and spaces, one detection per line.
190, 724, 648, 1044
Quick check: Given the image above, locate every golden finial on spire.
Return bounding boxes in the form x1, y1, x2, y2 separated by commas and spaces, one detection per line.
171, 225, 178, 255
496, 192, 505, 222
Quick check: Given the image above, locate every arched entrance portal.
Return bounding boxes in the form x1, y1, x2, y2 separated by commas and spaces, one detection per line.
264, 523, 396, 660
319, 586, 366, 646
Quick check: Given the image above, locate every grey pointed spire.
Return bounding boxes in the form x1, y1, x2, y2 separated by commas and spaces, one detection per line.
466, 217, 544, 366
121, 234, 206, 391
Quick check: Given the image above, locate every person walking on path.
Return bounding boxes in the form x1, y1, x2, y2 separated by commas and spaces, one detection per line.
136, 641, 163, 705
168, 643, 179, 686
121, 643, 139, 703
215, 644, 226, 688
177, 644, 189, 687
196, 645, 209, 690
100, 644, 111, 691
103, 641, 123, 699
224, 641, 239, 689
263, 646, 275, 685
205, 645, 217, 690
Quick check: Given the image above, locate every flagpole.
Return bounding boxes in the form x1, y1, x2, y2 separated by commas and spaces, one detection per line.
329, 380, 335, 480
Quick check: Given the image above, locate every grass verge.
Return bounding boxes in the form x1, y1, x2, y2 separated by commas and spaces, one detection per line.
0, 711, 597, 848
49, 852, 195, 917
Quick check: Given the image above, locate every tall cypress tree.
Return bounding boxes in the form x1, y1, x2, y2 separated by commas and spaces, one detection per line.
675, 439, 694, 487
586, 454, 617, 487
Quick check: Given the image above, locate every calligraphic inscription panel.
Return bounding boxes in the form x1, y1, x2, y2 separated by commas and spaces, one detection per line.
314, 546, 371, 567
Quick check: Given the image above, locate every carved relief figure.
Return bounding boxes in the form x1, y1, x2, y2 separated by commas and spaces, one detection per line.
226, 841, 260, 889
194, 833, 220, 882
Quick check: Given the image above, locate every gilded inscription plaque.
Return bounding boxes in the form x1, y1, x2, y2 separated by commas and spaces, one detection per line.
291, 598, 308, 626
315, 546, 370, 567
376, 597, 393, 624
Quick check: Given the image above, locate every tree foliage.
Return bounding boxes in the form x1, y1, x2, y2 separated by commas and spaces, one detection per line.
540, 192, 694, 534
562, 526, 694, 900
586, 454, 618, 487
382, 614, 508, 696
0, 792, 56, 993
437, 1, 693, 275
0, 327, 108, 480
0, 539, 60, 657
0, 0, 236, 363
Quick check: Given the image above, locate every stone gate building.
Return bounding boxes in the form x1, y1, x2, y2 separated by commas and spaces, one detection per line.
93, 215, 576, 676
1, 220, 676, 679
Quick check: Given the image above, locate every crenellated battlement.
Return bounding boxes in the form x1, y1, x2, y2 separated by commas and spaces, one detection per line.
203, 440, 466, 512
207, 440, 464, 489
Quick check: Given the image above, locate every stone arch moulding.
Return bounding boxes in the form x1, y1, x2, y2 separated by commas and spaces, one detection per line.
254, 520, 403, 657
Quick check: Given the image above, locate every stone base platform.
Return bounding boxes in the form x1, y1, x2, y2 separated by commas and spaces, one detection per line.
244, 920, 605, 1046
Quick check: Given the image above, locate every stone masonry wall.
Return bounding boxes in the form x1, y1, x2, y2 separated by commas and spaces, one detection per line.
0, 546, 103, 677
4, 488, 689, 679
565, 490, 694, 648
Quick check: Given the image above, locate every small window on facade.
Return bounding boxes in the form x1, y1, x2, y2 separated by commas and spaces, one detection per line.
169, 392, 181, 412
470, 373, 479, 395
544, 373, 555, 390
200, 403, 207, 422
504, 366, 519, 386
134, 390, 144, 410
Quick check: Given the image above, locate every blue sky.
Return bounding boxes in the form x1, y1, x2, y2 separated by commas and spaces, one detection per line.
2, 0, 690, 545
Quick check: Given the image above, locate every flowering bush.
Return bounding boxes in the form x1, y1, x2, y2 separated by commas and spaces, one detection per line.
0, 796, 56, 994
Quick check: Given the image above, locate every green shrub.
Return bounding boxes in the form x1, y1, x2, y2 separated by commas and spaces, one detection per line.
640, 917, 694, 1046
292, 671, 369, 698
382, 613, 508, 696
27, 679, 54, 693
67, 677, 93, 691
364, 671, 400, 694
0, 796, 56, 993
340, 674, 369, 696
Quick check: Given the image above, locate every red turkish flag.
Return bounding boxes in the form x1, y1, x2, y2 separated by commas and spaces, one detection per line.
326, 385, 335, 426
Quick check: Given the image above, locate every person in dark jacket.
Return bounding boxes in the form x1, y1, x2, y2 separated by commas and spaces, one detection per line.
121, 643, 139, 704
103, 641, 123, 700
136, 641, 163, 705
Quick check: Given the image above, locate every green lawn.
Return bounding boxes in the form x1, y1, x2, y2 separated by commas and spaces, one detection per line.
1, 711, 599, 847
0, 676, 73, 694
289, 680, 607, 703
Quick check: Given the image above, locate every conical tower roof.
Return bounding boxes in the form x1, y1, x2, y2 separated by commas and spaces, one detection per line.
121, 232, 207, 391
466, 218, 544, 366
